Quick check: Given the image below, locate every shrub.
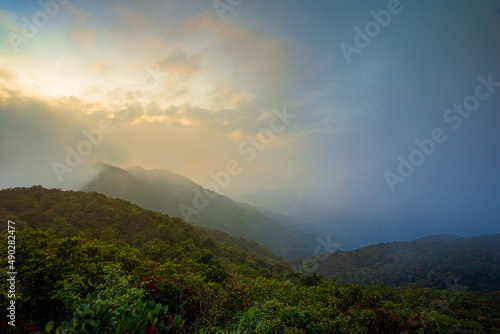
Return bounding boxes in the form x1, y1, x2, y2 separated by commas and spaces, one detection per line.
138, 275, 199, 322
48, 300, 182, 334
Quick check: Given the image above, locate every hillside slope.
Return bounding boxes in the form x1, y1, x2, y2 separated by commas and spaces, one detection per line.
2, 187, 500, 333
306, 234, 500, 291
82, 164, 319, 258
0, 186, 288, 275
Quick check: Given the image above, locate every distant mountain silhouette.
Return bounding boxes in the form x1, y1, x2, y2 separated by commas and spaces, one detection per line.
301, 234, 500, 291
82, 164, 320, 258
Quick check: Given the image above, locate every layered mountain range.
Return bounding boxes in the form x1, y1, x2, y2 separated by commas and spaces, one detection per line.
81, 164, 342, 258
297, 233, 500, 291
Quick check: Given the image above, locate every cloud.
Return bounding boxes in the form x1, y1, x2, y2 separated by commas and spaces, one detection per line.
0, 89, 102, 190
183, 11, 290, 96
157, 45, 201, 79
227, 129, 242, 141
0, 1, 376, 198
210, 85, 251, 110
72, 28, 96, 46
90, 62, 110, 75
64, 3, 93, 25
0, 67, 15, 83
0, 85, 312, 196
0, 9, 20, 35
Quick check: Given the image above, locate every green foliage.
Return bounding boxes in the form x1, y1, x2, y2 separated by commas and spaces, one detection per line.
424, 311, 485, 334
0, 186, 499, 333
0, 228, 149, 324
222, 280, 419, 334
93, 264, 146, 316
55, 300, 113, 333
197, 253, 229, 283
50, 299, 182, 334
82, 165, 320, 259
298, 272, 322, 287
0, 186, 288, 278
114, 300, 182, 334
139, 275, 199, 323
311, 235, 500, 291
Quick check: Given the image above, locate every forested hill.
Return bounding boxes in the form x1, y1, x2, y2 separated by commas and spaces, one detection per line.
81, 164, 320, 259
0, 186, 288, 276
2, 187, 500, 333
308, 233, 500, 291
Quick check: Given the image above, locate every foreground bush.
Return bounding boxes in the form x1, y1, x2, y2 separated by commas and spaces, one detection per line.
1, 228, 499, 333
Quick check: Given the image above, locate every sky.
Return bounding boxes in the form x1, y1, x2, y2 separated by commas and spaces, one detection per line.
0, 0, 499, 240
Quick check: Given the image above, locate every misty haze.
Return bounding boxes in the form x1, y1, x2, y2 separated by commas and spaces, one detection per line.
0, 0, 499, 332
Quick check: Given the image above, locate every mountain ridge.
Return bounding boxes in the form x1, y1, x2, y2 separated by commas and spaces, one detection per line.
0, 185, 288, 275
82, 164, 320, 258
299, 233, 500, 291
